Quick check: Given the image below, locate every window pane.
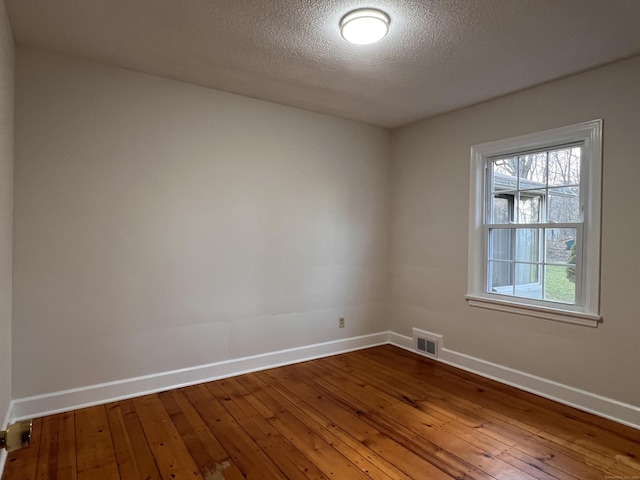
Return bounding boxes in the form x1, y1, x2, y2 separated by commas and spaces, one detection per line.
548, 187, 580, 223
489, 229, 513, 260
518, 194, 542, 223
492, 158, 517, 193
515, 263, 541, 299
493, 157, 518, 178
488, 261, 512, 292
518, 153, 547, 188
544, 265, 576, 303
515, 228, 540, 262
491, 195, 512, 223
548, 147, 580, 187
545, 228, 577, 264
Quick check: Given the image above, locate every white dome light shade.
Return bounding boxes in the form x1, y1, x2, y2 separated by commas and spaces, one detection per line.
340, 9, 390, 45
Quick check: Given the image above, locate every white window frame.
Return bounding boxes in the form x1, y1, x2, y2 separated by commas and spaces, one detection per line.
466, 120, 602, 327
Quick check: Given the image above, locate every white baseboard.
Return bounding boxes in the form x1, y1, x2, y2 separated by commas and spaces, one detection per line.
9, 330, 639, 431
10, 332, 389, 422
388, 331, 415, 350
388, 332, 640, 430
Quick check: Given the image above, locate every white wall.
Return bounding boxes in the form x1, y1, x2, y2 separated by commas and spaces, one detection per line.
0, 0, 14, 427
391, 55, 640, 407
13, 47, 391, 398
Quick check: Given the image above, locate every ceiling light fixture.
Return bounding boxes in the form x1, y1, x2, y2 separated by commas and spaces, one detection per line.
340, 8, 390, 45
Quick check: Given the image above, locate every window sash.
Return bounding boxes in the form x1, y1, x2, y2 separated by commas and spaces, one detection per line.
482, 224, 584, 306
485, 145, 583, 226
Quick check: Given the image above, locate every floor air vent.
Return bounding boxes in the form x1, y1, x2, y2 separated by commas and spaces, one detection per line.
412, 328, 442, 359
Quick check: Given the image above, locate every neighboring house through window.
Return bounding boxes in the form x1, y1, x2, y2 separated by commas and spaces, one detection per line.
467, 120, 602, 327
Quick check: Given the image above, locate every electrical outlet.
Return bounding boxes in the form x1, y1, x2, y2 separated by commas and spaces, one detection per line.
339, 317, 345, 328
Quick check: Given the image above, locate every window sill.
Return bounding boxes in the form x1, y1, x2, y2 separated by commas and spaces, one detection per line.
465, 294, 602, 328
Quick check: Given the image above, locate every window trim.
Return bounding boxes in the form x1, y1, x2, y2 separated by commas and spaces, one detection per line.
467, 120, 602, 327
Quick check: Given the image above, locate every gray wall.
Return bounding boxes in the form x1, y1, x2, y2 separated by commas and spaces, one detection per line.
13, 47, 391, 398
0, 1, 14, 426
390, 55, 640, 406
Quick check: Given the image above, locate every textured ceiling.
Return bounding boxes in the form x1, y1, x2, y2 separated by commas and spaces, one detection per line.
5, 0, 640, 128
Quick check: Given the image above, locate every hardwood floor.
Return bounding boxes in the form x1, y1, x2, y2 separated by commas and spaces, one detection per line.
3, 345, 640, 479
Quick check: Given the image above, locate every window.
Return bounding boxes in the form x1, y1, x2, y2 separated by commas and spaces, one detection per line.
467, 120, 602, 327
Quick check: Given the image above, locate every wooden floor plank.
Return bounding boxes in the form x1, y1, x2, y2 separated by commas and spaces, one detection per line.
239, 372, 414, 480
131, 394, 203, 479
183, 383, 288, 479
378, 345, 637, 445
350, 347, 636, 478
298, 359, 536, 480
248, 373, 418, 480
315, 356, 552, 480
348, 347, 628, 479
35, 414, 59, 480
326, 350, 576, 479
217, 375, 379, 480
210, 379, 330, 480
75, 405, 119, 480
112, 399, 162, 480
352, 349, 635, 478
158, 389, 246, 480
3, 345, 639, 480
105, 402, 145, 480
260, 365, 456, 480
56, 411, 77, 480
